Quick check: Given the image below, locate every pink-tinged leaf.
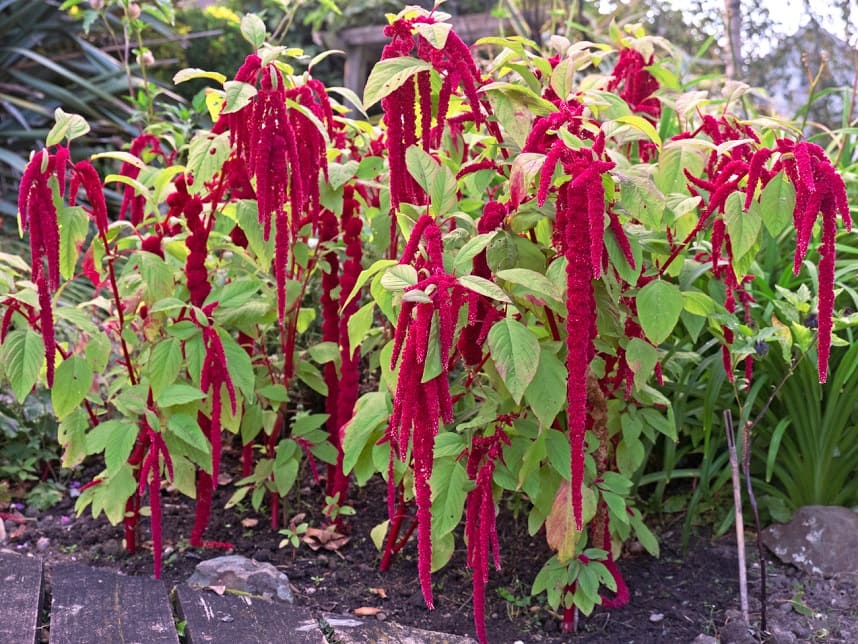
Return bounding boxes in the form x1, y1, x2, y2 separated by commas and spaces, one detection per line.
545, 479, 580, 562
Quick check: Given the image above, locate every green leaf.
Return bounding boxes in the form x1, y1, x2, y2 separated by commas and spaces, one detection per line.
308, 342, 340, 365
363, 56, 431, 110
496, 268, 564, 304
625, 337, 659, 391
147, 338, 182, 399
167, 413, 211, 456
273, 440, 300, 494
85, 419, 124, 454
655, 140, 705, 195
525, 349, 567, 428
136, 251, 174, 302
342, 392, 390, 474
405, 146, 438, 195
759, 171, 795, 236
1, 328, 44, 403
58, 407, 88, 468
344, 259, 398, 310
292, 413, 328, 437
431, 531, 455, 573
370, 520, 390, 551
173, 68, 227, 85
46, 108, 90, 146
52, 355, 93, 419
380, 264, 418, 291
453, 233, 497, 276
616, 437, 645, 475
629, 510, 660, 557
328, 160, 359, 190
613, 114, 661, 145
85, 333, 111, 373
414, 21, 452, 49
58, 206, 89, 280
218, 329, 255, 399
488, 319, 541, 405
724, 192, 761, 262
221, 80, 258, 115
457, 275, 512, 303
157, 383, 206, 407
240, 13, 267, 48
347, 301, 375, 354
296, 360, 328, 396
104, 421, 138, 476
431, 458, 469, 537
187, 131, 230, 194
637, 280, 683, 345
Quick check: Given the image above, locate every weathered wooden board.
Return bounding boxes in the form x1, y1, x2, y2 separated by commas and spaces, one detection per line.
175, 584, 324, 644
323, 613, 478, 644
49, 563, 178, 644
0, 551, 44, 644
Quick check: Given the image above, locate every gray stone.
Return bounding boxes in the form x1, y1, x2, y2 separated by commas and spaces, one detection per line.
762, 506, 858, 577
690, 635, 718, 644
187, 554, 294, 603
718, 620, 756, 644
768, 624, 797, 643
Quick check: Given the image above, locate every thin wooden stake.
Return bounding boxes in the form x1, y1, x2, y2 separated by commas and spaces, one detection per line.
724, 409, 749, 624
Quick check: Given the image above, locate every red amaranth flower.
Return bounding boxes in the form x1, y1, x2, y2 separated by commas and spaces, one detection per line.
18, 148, 68, 385
387, 217, 468, 609
119, 134, 166, 225
464, 428, 510, 644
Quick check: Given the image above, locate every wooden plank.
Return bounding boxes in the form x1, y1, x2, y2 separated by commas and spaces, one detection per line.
175, 584, 324, 644
49, 564, 178, 644
323, 613, 478, 644
0, 551, 44, 644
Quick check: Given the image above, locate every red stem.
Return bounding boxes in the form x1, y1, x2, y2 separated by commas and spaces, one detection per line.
379, 493, 414, 572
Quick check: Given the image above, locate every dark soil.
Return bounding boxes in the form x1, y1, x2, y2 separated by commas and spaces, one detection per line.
3, 449, 857, 643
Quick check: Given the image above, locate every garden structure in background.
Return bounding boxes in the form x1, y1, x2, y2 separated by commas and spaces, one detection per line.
2, 2, 857, 643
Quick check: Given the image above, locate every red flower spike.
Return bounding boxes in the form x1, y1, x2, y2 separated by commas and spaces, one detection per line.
18, 150, 63, 385
71, 161, 109, 237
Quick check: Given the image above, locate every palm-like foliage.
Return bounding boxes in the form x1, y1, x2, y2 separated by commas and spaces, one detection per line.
0, 0, 140, 218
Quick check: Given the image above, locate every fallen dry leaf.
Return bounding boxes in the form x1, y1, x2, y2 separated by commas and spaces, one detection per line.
368, 587, 388, 599
353, 606, 382, 616
207, 585, 226, 596
217, 473, 233, 486
241, 518, 259, 528
302, 525, 350, 552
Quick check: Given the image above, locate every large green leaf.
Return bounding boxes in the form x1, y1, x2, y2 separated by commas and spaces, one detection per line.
759, 171, 795, 237
488, 319, 541, 404
363, 57, 431, 110
637, 280, 683, 345
1, 328, 44, 402
342, 392, 391, 474
147, 337, 182, 400
52, 355, 93, 419
524, 349, 567, 427
430, 458, 470, 537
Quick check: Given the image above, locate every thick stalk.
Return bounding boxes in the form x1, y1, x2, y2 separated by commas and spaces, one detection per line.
724, 409, 749, 624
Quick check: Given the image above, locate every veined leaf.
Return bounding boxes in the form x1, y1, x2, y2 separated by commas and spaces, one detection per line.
637, 280, 683, 345
363, 56, 431, 109
488, 319, 540, 404
173, 68, 227, 85
52, 355, 93, 419
1, 328, 44, 403
47, 107, 90, 146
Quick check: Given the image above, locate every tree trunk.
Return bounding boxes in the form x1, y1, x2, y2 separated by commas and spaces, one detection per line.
723, 0, 743, 79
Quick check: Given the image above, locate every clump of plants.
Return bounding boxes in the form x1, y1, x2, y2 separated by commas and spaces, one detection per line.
2, 3, 853, 642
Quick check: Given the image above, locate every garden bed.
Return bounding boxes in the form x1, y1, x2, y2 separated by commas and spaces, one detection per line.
4, 449, 856, 643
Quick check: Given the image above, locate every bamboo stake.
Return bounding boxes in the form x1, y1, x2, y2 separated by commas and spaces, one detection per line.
724, 409, 749, 624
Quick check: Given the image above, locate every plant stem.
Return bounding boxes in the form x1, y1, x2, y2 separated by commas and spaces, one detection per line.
724, 409, 749, 624
741, 418, 767, 633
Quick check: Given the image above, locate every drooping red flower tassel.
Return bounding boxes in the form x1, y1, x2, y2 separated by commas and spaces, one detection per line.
17, 148, 68, 386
